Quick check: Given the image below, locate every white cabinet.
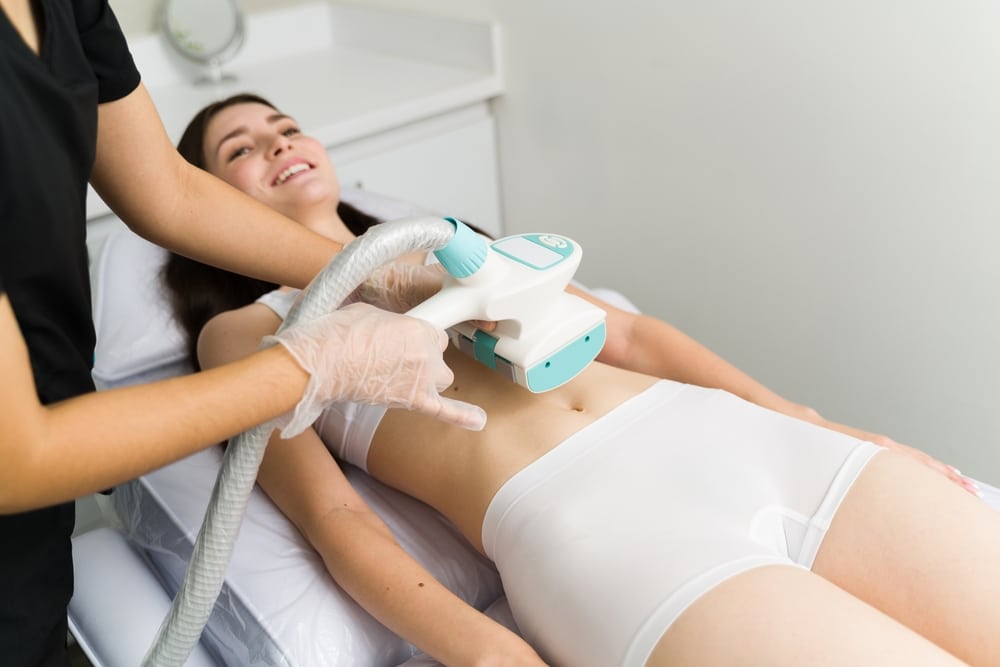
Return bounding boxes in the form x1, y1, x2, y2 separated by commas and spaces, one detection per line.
332, 104, 502, 236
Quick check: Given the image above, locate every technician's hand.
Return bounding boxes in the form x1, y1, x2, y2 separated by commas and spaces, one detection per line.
354, 262, 447, 313
263, 303, 487, 437
354, 262, 498, 332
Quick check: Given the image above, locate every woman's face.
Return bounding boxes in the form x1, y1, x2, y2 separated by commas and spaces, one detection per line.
202, 102, 340, 220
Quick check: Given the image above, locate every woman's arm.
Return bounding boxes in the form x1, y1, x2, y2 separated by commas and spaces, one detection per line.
89, 83, 340, 288
570, 285, 813, 412
261, 423, 542, 666
569, 285, 977, 493
200, 305, 546, 666
0, 295, 309, 513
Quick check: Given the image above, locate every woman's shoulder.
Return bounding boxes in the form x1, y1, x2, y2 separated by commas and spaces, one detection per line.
197, 303, 283, 369
255, 288, 302, 320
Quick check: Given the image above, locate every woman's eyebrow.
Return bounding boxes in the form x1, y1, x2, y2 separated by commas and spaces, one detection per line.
215, 126, 248, 155
214, 114, 294, 155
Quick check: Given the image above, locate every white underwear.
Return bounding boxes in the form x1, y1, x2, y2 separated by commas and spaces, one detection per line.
482, 380, 881, 667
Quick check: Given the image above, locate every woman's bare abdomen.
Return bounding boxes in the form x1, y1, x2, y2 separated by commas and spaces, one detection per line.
368, 349, 657, 552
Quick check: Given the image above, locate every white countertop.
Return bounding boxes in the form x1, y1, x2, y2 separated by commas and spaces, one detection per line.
87, 2, 502, 220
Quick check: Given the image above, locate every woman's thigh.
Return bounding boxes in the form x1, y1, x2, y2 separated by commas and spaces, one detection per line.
811, 450, 1000, 665
647, 564, 967, 667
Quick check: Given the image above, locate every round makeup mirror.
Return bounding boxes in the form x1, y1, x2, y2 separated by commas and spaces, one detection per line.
162, 0, 245, 84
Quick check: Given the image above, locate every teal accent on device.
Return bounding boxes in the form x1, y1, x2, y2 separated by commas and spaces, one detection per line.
407, 220, 607, 393
524, 322, 607, 392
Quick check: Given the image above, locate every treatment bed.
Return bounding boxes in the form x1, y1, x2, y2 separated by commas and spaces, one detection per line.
69, 190, 1000, 666
72, 190, 523, 667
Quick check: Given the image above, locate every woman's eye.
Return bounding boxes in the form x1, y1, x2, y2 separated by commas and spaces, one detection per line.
228, 146, 251, 161
282, 127, 300, 137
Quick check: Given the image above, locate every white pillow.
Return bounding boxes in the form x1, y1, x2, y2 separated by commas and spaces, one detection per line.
90, 188, 438, 389
91, 229, 189, 389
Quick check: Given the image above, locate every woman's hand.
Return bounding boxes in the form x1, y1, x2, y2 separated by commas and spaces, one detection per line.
264, 303, 487, 437
467, 637, 549, 667
798, 408, 982, 497
853, 431, 981, 497
474, 651, 550, 667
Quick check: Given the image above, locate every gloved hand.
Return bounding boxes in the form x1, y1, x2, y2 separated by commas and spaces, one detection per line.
352, 262, 447, 313
353, 261, 497, 332
262, 302, 487, 438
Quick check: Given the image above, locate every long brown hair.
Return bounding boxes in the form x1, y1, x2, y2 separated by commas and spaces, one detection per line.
162, 93, 381, 368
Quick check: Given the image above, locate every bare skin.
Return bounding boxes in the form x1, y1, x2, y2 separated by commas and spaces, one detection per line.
369, 348, 657, 551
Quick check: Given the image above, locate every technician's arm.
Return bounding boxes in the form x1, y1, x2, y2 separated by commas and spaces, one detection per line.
89, 83, 339, 288
0, 294, 309, 514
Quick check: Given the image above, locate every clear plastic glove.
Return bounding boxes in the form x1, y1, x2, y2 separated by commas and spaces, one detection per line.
354, 262, 498, 332
353, 262, 447, 313
262, 302, 487, 438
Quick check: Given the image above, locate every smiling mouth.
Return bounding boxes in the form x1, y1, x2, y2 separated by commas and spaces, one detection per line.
273, 163, 311, 185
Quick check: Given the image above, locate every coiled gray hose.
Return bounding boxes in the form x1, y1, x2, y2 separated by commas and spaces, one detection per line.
143, 217, 457, 666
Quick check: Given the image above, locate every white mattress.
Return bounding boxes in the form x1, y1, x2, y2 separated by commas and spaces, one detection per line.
111, 448, 504, 666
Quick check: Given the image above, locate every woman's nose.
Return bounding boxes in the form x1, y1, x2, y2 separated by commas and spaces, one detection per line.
270, 135, 293, 156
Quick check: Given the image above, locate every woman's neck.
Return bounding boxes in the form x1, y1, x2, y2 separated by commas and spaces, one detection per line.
294, 204, 356, 247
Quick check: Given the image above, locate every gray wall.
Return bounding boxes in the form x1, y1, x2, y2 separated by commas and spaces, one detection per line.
115, 0, 1000, 485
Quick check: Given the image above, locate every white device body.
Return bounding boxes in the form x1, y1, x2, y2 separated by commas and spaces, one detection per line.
407, 232, 606, 392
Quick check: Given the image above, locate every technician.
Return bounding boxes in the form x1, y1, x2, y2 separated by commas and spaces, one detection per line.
0, 1, 483, 665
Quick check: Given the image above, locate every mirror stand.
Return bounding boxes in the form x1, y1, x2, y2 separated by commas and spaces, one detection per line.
196, 58, 239, 86
162, 0, 245, 85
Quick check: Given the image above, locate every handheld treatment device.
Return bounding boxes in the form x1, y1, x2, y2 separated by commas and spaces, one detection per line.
408, 217, 607, 392
144, 216, 604, 665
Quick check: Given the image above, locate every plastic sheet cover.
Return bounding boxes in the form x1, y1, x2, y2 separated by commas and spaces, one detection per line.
113, 445, 504, 666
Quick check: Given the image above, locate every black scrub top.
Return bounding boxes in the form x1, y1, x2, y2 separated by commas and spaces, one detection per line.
0, 1, 139, 664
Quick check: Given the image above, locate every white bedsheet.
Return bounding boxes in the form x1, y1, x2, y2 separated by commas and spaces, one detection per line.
110, 446, 503, 667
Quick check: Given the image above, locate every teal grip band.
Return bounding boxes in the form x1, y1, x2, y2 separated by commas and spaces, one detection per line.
472, 330, 500, 369
433, 217, 488, 278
